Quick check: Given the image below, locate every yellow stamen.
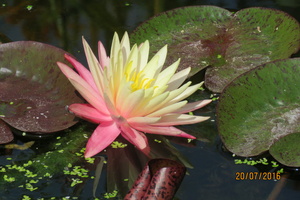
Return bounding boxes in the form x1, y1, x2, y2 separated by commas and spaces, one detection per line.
131, 77, 155, 91
124, 64, 156, 91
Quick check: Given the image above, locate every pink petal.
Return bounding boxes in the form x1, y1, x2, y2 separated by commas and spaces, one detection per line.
64, 54, 98, 92
57, 61, 109, 116
103, 93, 120, 117
120, 124, 150, 155
69, 103, 112, 123
85, 122, 120, 158
98, 41, 109, 68
174, 99, 212, 114
131, 124, 196, 139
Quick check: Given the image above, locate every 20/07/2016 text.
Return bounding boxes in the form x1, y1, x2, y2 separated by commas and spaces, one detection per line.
236, 172, 281, 180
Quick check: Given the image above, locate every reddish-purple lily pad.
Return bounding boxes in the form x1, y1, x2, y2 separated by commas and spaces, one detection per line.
130, 6, 300, 93
0, 120, 13, 143
0, 41, 84, 143
124, 158, 186, 200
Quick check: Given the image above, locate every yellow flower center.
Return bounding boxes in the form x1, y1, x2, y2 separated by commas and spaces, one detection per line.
125, 62, 155, 91
130, 72, 154, 91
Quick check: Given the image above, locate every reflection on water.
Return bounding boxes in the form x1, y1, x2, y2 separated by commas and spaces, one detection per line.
0, 0, 300, 199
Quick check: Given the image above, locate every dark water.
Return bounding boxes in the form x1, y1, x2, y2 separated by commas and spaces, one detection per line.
0, 0, 300, 199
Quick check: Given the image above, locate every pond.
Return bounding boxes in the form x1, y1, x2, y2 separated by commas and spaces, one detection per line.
1, 0, 300, 199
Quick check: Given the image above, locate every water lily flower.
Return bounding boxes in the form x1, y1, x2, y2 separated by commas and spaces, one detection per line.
57, 32, 211, 158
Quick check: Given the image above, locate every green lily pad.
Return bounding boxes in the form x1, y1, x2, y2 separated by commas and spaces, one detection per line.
130, 6, 300, 93
0, 41, 83, 138
269, 132, 300, 167
217, 58, 300, 158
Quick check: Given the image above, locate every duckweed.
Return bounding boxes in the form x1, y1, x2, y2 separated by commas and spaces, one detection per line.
103, 190, 118, 199
26, 5, 33, 11
187, 139, 193, 143
271, 161, 279, 167
70, 178, 83, 187
234, 157, 268, 165
1, 124, 120, 199
85, 157, 95, 164
111, 141, 127, 148
0, 124, 98, 196
277, 168, 284, 173
22, 195, 31, 200
234, 156, 284, 173
198, 86, 205, 91
3, 174, 15, 182
25, 183, 38, 191
210, 94, 219, 101
154, 139, 162, 143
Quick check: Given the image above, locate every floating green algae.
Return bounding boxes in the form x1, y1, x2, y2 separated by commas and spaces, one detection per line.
0, 123, 96, 192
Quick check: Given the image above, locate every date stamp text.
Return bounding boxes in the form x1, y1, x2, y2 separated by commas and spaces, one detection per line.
236, 172, 281, 180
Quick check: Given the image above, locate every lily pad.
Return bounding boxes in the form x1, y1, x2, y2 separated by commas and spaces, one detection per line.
269, 132, 300, 167
130, 6, 300, 92
124, 158, 186, 200
0, 41, 83, 138
0, 120, 13, 143
217, 58, 300, 158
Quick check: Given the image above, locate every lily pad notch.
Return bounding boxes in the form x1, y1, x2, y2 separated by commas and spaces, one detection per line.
130, 5, 300, 93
